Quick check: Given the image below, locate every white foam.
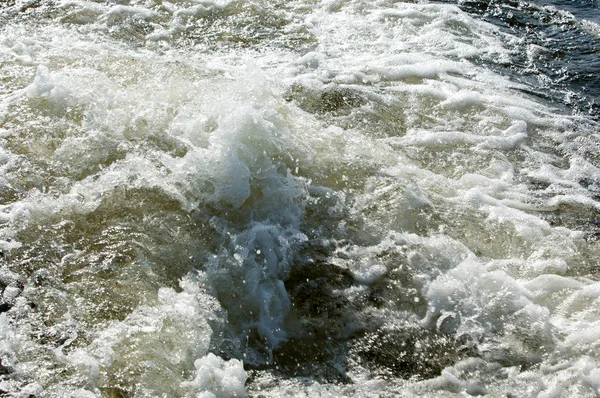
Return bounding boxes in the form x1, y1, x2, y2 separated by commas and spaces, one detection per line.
0, 314, 17, 372
181, 353, 247, 398
391, 128, 527, 151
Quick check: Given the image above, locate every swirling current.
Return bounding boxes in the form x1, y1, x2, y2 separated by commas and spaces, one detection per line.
0, 0, 599, 396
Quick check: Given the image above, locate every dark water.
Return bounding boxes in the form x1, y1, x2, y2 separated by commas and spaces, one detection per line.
437, 0, 600, 118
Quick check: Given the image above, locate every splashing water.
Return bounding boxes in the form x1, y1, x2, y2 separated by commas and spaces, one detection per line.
0, 0, 599, 396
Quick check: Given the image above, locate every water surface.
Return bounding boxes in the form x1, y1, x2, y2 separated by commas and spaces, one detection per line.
0, 0, 599, 396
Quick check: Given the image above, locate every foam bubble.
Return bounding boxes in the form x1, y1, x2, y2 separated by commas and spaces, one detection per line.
181, 353, 247, 398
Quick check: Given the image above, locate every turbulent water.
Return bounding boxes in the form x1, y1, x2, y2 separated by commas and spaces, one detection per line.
0, 0, 599, 396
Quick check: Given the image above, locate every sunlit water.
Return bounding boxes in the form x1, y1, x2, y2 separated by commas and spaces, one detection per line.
0, 0, 599, 396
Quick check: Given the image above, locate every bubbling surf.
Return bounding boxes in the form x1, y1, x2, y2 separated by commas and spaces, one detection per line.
0, 0, 599, 396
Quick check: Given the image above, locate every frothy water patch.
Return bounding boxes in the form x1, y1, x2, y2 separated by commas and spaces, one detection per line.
0, 0, 599, 396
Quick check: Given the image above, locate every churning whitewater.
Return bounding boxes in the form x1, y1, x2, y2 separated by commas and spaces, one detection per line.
0, 0, 599, 396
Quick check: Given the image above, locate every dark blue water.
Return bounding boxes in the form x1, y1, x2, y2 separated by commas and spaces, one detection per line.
438, 0, 600, 119
534, 0, 600, 23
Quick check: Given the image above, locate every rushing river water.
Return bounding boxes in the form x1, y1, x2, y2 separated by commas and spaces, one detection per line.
0, 0, 599, 396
